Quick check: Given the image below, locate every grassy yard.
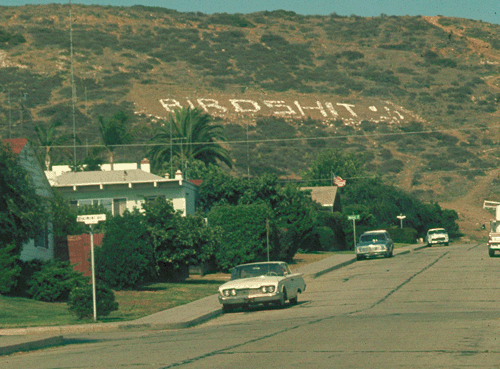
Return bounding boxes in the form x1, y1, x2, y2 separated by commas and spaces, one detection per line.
0, 252, 336, 329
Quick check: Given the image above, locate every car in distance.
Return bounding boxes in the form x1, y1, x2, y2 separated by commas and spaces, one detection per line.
426, 228, 449, 246
356, 230, 394, 261
218, 261, 306, 312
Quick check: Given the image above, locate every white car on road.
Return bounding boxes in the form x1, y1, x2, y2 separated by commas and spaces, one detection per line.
218, 261, 306, 312
426, 228, 449, 246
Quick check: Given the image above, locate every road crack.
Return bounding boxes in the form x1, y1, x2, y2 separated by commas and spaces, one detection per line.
350, 251, 450, 314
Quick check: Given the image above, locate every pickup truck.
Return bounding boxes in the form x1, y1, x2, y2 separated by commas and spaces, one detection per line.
488, 220, 500, 257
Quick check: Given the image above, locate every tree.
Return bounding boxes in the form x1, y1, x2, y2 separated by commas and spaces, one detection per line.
95, 209, 156, 289
0, 243, 21, 294
199, 173, 318, 264
34, 120, 71, 170
208, 203, 277, 271
147, 107, 232, 175
0, 140, 45, 251
142, 198, 216, 279
98, 111, 133, 170
301, 149, 365, 186
0, 140, 46, 294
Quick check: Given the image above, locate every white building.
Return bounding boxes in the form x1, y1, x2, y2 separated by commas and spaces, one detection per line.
51, 168, 199, 216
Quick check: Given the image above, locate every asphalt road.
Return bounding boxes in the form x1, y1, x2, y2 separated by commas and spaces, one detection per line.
2, 242, 500, 368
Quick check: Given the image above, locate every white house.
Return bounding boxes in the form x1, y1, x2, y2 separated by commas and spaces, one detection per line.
51, 168, 199, 216
3, 138, 55, 262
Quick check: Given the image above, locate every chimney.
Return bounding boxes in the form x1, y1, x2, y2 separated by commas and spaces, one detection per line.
140, 158, 151, 173
164, 173, 170, 179
175, 169, 183, 180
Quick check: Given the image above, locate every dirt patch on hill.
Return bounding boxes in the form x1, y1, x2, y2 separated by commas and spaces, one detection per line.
440, 169, 500, 241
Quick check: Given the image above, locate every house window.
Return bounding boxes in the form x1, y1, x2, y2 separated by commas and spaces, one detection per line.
35, 223, 49, 249
77, 198, 113, 213
113, 198, 127, 216
145, 195, 166, 203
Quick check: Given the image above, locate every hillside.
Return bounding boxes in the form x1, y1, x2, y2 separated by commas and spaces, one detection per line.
2, 5, 500, 239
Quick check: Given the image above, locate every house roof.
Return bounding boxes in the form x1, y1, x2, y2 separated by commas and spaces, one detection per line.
54, 169, 169, 187
3, 138, 28, 154
301, 186, 338, 207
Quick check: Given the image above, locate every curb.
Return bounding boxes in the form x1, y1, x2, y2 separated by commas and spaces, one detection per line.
0, 336, 64, 356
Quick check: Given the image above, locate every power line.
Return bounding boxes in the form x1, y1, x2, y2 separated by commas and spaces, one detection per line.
40, 122, 500, 149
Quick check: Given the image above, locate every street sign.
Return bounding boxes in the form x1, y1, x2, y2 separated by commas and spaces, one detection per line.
76, 213, 106, 322
348, 215, 360, 220
77, 214, 106, 225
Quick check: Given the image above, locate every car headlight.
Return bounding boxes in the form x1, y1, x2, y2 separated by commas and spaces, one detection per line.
260, 286, 276, 293
223, 289, 237, 297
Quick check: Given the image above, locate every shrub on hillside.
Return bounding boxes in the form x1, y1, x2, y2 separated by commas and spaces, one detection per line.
27, 260, 87, 302
67, 283, 118, 320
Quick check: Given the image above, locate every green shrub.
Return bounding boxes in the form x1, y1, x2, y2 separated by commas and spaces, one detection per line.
388, 227, 418, 244
0, 243, 21, 295
95, 209, 155, 290
8, 259, 43, 297
27, 260, 87, 302
67, 283, 118, 320
208, 203, 278, 271
315, 226, 335, 251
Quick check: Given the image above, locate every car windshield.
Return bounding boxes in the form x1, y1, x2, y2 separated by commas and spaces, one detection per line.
230, 263, 284, 280
360, 233, 386, 243
429, 229, 446, 235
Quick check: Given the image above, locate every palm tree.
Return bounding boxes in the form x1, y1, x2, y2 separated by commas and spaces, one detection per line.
34, 120, 71, 170
148, 107, 232, 175
98, 111, 132, 170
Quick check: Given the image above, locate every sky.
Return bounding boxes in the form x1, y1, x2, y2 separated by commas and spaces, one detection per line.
1, 0, 500, 25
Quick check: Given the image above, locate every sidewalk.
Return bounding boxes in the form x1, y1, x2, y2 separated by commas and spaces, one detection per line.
0, 244, 426, 355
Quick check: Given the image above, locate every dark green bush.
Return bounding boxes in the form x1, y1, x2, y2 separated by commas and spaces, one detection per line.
95, 209, 155, 290
208, 203, 278, 271
208, 13, 255, 28
8, 259, 43, 297
67, 283, 118, 320
27, 260, 87, 302
388, 227, 418, 244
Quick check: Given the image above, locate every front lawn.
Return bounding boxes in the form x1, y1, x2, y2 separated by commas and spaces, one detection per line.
0, 252, 336, 329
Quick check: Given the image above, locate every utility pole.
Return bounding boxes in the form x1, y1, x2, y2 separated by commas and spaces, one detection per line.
70, 0, 77, 166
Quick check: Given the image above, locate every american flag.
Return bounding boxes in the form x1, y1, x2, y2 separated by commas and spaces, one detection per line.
333, 175, 346, 187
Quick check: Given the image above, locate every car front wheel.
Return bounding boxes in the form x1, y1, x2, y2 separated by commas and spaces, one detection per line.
277, 288, 287, 307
